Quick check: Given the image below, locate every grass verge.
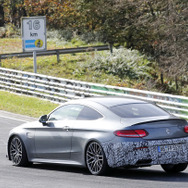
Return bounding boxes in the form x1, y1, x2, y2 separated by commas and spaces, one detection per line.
0, 90, 59, 118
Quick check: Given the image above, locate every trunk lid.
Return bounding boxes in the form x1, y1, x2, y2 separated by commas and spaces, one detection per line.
121, 118, 188, 140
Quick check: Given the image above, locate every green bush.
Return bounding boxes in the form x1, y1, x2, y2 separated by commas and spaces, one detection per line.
0, 27, 6, 38
5, 24, 20, 37
87, 48, 153, 80
47, 29, 74, 41
80, 31, 104, 43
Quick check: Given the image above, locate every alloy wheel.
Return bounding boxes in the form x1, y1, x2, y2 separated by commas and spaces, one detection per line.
86, 142, 107, 175
10, 137, 23, 165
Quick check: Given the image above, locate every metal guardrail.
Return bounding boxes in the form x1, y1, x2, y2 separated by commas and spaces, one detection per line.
0, 45, 110, 62
0, 67, 188, 119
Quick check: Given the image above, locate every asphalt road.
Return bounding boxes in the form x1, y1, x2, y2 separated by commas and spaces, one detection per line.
0, 110, 188, 188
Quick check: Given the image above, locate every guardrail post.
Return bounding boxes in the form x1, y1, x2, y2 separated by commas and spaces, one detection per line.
109, 43, 113, 53
56, 50, 60, 63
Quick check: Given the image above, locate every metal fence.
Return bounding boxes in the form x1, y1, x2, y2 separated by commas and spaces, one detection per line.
0, 45, 110, 62
0, 67, 188, 119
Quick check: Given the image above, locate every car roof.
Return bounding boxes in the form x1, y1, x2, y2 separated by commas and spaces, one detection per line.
79, 97, 148, 108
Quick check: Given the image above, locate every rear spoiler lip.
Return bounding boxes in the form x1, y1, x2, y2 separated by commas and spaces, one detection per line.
131, 117, 186, 127
120, 115, 186, 127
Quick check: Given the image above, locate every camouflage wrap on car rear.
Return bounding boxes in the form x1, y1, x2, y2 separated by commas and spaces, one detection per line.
102, 137, 188, 168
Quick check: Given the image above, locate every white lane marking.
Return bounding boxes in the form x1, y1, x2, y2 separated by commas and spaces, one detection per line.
0, 115, 29, 123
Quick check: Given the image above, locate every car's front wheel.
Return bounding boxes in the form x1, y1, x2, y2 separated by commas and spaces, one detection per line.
161, 163, 188, 173
9, 136, 29, 166
86, 141, 109, 175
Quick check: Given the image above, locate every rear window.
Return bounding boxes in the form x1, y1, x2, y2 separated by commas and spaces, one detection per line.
110, 103, 169, 118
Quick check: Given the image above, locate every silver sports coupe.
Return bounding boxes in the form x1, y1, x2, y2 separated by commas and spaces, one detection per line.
7, 97, 188, 175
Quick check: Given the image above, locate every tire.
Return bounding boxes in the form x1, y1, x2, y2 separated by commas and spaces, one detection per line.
161, 163, 188, 173
9, 136, 29, 166
86, 141, 109, 175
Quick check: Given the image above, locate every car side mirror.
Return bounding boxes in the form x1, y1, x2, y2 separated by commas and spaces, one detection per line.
39, 115, 48, 125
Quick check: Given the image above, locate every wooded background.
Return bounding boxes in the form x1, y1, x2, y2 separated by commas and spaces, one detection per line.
0, 0, 187, 92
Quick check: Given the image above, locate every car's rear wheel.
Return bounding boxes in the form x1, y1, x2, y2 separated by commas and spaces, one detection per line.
161, 163, 188, 173
9, 136, 29, 166
86, 141, 108, 175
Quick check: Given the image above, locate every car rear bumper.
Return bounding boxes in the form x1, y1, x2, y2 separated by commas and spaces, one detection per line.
102, 137, 188, 168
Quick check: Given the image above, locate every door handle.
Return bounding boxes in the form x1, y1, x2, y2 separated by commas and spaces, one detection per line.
63, 126, 69, 132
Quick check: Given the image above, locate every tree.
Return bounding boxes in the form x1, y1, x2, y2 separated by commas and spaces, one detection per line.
24, 0, 78, 30
0, 0, 5, 26
75, 0, 188, 91
3, 0, 26, 27
146, 0, 188, 89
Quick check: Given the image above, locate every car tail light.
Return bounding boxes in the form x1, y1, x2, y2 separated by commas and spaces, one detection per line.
184, 125, 188, 133
114, 129, 148, 138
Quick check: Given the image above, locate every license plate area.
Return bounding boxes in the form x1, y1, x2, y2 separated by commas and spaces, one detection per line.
158, 144, 182, 153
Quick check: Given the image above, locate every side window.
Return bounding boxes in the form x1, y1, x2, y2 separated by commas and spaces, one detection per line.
77, 106, 103, 120
48, 105, 84, 121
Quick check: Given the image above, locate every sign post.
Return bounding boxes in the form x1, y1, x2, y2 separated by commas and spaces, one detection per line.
22, 16, 46, 73
33, 51, 37, 73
